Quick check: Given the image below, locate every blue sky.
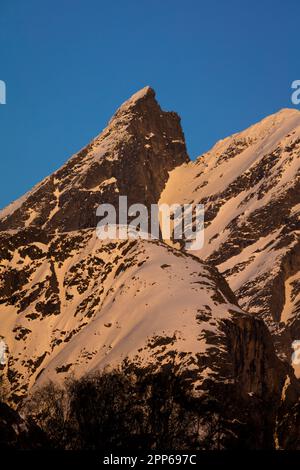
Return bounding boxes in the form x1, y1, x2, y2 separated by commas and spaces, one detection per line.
0, 0, 299, 209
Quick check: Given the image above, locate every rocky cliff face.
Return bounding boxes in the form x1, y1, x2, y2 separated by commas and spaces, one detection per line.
0, 86, 189, 232
0, 89, 300, 448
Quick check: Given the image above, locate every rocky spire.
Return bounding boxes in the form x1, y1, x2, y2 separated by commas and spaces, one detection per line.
0, 87, 189, 232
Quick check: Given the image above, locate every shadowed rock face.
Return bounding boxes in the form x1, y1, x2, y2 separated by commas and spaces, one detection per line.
0, 86, 189, 233
0, 401, 48, 449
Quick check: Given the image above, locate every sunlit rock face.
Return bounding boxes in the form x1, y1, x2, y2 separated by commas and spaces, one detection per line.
0, 86, 189, 233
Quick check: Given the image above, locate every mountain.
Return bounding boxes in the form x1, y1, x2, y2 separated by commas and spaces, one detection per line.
2, 228, 299, 447
160, 108, 300, 367
0, 88, 300, 448
0, 86, 188, 232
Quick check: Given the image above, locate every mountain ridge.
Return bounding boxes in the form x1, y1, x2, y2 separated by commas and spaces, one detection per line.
160, 104, 300, 368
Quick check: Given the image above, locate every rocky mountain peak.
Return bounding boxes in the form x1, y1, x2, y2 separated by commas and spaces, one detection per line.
0, 87, 189, 232
109, 85, 156, 120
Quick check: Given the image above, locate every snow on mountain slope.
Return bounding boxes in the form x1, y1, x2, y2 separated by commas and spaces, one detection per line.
2, 226, 297, 448
0, 227, 250, 395
160, 108, 300, 361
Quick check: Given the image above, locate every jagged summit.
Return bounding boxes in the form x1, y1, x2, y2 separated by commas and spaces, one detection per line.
127, 85, 154, 100
108, 86, 157, 124
114, 85, 155, 112
0, 87, 189, 232
107, 85, 180, 133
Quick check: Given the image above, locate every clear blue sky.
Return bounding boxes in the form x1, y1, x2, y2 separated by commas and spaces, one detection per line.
0, 0, 299, 209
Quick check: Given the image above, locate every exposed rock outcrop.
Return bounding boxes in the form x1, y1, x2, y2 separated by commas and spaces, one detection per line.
0, 87, 189, 232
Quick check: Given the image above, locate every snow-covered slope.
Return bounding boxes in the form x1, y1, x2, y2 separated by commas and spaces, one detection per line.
1, 226, 294, 449
0, 228, 241, 394
160, 108, 300, 362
